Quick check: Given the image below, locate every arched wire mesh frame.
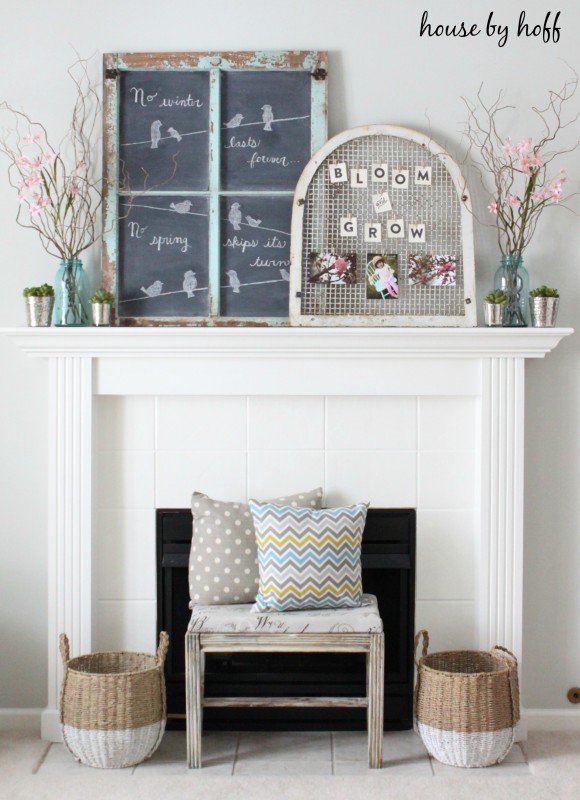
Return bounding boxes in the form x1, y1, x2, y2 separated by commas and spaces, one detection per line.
289, 125, 476, 326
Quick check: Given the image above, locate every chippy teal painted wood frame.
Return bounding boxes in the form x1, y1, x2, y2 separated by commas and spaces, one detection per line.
102, 51, 328, 326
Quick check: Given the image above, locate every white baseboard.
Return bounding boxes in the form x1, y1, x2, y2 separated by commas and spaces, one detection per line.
524, 708, 580, 731
0, 709, 41, 732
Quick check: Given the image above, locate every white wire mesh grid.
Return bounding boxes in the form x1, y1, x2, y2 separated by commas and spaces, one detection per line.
300, 134, 465, 317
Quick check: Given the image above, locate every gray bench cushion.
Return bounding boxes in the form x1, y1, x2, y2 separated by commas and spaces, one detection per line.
188, 593, 382, 634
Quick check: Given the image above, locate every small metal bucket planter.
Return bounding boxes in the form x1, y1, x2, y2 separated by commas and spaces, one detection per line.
484, 302, 505, 327
529, 297, 559, 327
25, 296, 54, 327
92, 303, 112, 326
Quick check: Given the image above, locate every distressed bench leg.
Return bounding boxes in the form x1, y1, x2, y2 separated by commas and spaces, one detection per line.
186, 633, 203, 768
367, 633, 385, 769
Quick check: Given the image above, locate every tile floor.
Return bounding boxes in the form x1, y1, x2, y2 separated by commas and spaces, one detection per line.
39, 729, 529, 776
3, 728, 580, 800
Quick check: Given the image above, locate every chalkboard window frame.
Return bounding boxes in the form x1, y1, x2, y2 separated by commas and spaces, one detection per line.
102, 51, 328, 326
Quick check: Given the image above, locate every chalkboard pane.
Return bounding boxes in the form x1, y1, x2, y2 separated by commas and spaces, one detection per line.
118, 196, 210, 318
120, 71, 210, 192
221, 71, 311, 191
221, 195, 292, 317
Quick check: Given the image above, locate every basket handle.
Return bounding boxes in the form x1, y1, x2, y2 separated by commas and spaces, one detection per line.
491, 645, 518, 668
59, 633, 70, 666
58, 634, 71, 726
492, 645, 520, 726
414, 629, 429, 667
157, 631, 170, 666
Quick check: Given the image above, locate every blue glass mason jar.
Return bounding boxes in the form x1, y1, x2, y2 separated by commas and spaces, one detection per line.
53, 258, 91, 327
494, 254, 530, 327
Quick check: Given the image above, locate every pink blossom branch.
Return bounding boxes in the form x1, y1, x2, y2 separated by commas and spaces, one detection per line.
462, 70, 580, 257
0, 58, 103, 261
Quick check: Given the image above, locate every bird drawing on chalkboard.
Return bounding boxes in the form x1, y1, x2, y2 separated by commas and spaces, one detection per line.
169, 200, 193, 214
141, 281, 163, 297
224, 113, 244, 128
150, 120, 162, 149
167, 126, 182, 142
280, 268, 290, 282
226, 270, 241, 293
183, 271, 197, 298
261, 105, 274, 131
228, 202, 242, 230
245, 215, 262, 227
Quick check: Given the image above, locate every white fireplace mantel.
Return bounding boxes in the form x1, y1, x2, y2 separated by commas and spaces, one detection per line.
4, 325, 573, 741
8, 325, 571, 358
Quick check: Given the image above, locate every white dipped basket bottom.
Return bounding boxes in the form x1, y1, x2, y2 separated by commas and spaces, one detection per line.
413, 630, 520, 768
59, 632, 169, 769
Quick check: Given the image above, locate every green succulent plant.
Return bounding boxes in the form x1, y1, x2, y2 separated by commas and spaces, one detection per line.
529, 285, 559, 298
23, 283, 54, 298
484, 289, 508, 304
90, 289, 114, 304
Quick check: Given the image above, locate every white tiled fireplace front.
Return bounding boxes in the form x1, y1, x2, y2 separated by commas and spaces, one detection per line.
93, 393, 477, 656
6, 326, 572, 741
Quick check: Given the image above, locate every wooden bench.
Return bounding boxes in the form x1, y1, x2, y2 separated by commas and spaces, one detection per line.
185, 595, 385, 769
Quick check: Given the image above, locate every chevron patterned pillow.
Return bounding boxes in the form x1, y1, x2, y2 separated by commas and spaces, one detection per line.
249, 502, 368, 612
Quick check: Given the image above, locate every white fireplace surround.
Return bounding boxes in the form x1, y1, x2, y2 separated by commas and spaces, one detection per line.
7, 326, 572, 742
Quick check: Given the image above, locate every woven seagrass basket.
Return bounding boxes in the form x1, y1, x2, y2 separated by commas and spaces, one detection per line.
414, 630, 520, 768
59, 632, 169, 769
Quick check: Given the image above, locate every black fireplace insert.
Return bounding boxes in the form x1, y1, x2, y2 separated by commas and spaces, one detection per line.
157, 507, 415, 731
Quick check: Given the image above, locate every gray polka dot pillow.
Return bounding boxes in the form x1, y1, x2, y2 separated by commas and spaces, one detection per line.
189, 488, 324, 606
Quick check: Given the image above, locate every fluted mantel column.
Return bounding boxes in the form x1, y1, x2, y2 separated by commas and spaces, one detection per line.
45, 355, 93, 741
